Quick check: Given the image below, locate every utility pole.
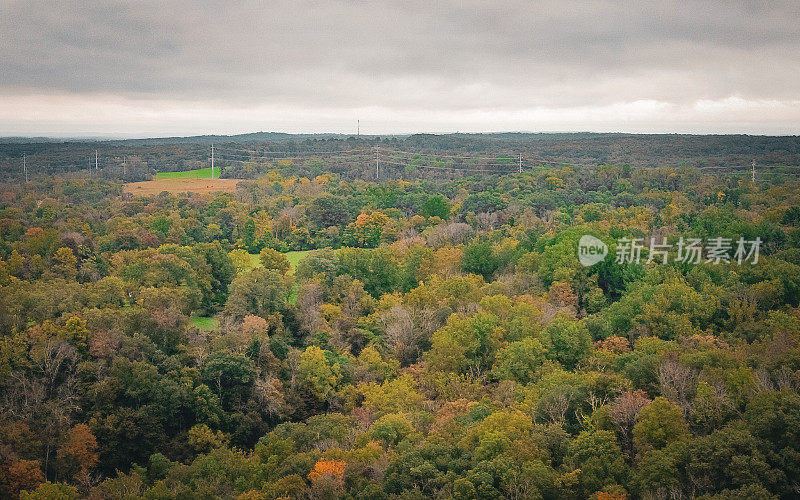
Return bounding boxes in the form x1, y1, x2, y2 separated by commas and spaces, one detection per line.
751, 159, 755, 183
375, 146, 379, 179
95, 150, 98, 170
23, 154, 28, 182
123, 156, 126, 178
518, 153, 523, 173
211, 144, 215, 179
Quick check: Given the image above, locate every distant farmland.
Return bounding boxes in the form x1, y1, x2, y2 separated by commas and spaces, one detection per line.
155, 166, 221, 179
123, 178, 239, 195
123, 166, 233, 195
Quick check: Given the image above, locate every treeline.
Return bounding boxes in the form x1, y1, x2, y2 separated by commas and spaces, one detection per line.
0, 163, 800, 498
2, 133, 800, 182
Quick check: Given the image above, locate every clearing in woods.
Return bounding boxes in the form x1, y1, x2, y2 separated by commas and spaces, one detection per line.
124, 166, 235, 195
247, 250, 315, 274
156, 167, 221, 179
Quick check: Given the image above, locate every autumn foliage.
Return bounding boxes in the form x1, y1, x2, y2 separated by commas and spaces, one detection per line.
307, 460, 346, 482
1, 148, 800, 499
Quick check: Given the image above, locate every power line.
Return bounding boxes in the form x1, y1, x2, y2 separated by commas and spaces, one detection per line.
214, 147, 369, 155
697, 164, 799, 170
214, 150, 371, 161
380, 148, 517, 160
379, 159, 518, 173
379, 149, 521, 161
381, 152, 522, 168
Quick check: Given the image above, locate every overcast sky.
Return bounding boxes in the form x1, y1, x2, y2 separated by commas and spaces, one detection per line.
1, 0, 799, 137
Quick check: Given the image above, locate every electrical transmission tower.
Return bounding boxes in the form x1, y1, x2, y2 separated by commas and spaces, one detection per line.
375, 146, 379, 179
518, 153, 523, 173
751, 159, 755, 183
211, 144, 215, 179
23, 154, 28, 182
95, 150, 98, 170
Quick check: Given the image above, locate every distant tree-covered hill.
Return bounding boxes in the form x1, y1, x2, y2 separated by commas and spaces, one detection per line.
1, 132, 798, 182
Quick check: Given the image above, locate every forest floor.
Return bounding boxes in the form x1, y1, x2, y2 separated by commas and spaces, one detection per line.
123, 178, 240, 195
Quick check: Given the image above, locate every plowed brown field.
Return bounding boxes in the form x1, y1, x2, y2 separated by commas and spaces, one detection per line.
123, 178, 241, 196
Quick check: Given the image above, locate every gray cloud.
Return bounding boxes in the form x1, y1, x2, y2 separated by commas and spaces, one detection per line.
1, 0, 799, 135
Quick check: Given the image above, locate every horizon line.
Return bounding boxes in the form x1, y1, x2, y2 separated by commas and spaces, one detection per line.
2, 130, 800, 143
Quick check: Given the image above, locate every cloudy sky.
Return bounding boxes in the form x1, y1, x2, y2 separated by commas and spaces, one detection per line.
1, 0, 799, 137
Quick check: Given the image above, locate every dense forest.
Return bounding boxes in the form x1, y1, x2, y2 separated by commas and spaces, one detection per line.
1, 144, 800, 499
2, 133, 800, 183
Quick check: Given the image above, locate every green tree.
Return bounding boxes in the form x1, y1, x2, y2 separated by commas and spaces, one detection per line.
361, 374, 424, 417
228, 248, 252, 274
491, 337, 547, 384
52, 247, 78, 280
633, 397, 689, 452
20, 482, 78, 500
369, 413, 414, 447
686, 423, 774, 496
540, 316, 592, 370
462, 241, 499, 279
427, 312, 501, 377
259, 248, 291, 275
460, 192, 507, 214
298, 346, 342, 401
567, 429, 628, 496
309, 195, 352, 228
337, 248, 400, 297
420, 195, 450, 219
224, 268, 287, 321
202, 352, 255, 409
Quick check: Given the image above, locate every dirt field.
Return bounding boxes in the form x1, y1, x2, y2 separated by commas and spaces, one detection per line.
123, 178, 241, 196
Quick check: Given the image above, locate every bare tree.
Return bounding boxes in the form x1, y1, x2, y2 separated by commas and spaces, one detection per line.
1, 339, 79, 480
608, 390, 651, 460
426, 222, 472, 248
297, 280, 325, 334
381, 304, 420, 366
658, 358, 698, 414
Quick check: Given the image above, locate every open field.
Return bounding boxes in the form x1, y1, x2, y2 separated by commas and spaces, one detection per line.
191, 316, 219, 331
247, 249, 315, 274
123, 178, 240, 195
285, 250, 314, 270
155, 167, 221, 179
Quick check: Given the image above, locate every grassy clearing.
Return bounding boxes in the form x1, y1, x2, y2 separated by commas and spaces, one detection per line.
246, 249, 315, 275
155, 167, 221, 179
288, 283, 300, 305
284, 250, 314, 271
242, 250, 315, 305
192, 316, 219, 331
